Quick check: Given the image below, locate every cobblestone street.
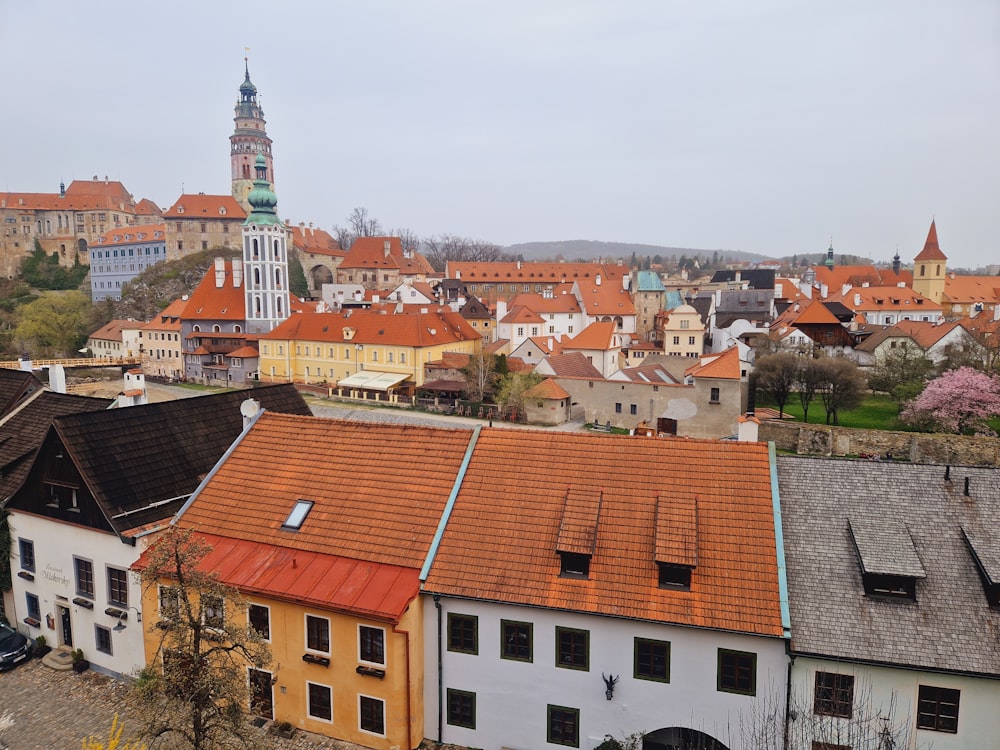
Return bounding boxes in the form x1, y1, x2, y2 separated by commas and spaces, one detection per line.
0, 659, 367, 750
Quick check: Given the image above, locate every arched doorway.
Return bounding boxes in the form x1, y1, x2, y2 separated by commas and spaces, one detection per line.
643, 727, 730, 750
309, 264, 334, 293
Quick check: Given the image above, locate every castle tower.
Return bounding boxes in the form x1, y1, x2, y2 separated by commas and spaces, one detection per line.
231, 60, 274, 212
243, 155, 289, 334
912, 220, 947, 304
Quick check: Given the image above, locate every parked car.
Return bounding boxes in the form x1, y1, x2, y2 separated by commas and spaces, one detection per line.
0, 617, 33, 670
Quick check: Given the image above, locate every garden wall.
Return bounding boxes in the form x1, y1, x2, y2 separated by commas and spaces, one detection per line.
759, 421, 1000, 467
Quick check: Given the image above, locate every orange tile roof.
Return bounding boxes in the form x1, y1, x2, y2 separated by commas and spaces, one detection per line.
555, 487, 602, 555
578, 281, 636, 316
684, 346, 742, 380
525, 336, 564, 356
790, 298, 842, 325
261, 308, 480, 348
163, 194, 246, 220
449, 261, 628, 284
564, 321, 618, 350
339, 236, 434, 275
227, 345, 259, 358
183, 261, 247, 321
837, 286, 943, 314
943, 275, 1000, 305
176, 413, 476, 569
89, 319, 136, 342
500, 305, 546, 325
423, 430, 782, 636
523, 378, 570, 400
508, 292, 581, 314
93, 223, 167, 246
135, 198, 162, 215
810, 264, 904, 293
540, 352, 604, 378
288, 224, 343, 256
914, 220, 947, 261
655, 494, 697, 567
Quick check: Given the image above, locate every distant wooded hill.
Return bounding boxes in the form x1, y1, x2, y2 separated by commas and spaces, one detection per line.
503, 239, 771, 265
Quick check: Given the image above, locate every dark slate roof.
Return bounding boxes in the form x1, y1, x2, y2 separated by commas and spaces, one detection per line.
778, 456, 1000, 677
0, 369, 43, 418
709, 269, 775, 289
0, 391, 112, 502
53, 385, 310, 534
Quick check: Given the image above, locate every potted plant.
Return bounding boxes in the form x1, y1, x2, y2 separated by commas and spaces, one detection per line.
268, 720, 295, 739
71, 648, 89, 673
34, 635, 50, 659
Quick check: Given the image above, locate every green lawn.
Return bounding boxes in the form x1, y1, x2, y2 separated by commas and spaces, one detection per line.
758, 394, 910, 430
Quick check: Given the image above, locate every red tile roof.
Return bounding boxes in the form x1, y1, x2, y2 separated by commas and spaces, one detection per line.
684, 346, 742, 380
565, 321, 618, 351
339, 237, 434, 275
183, 261, 247, 321
523, 378, 570, 400
508, 292, 581, 315
914, 220, 947, 261
540, 352, 604, 378
88, 319, 136, 342
261, 308, 480, 348
93, 223, 167, 246
288, 224, 343, 256
500, 305, 546, 325
423, 430, 782, 636
449, 261, 628, 284
163, 194, 246, 220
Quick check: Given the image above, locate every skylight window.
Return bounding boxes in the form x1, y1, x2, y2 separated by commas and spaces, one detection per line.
282, 500, 314, 530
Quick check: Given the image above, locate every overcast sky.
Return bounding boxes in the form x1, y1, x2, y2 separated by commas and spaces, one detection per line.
2, 1, 997, 268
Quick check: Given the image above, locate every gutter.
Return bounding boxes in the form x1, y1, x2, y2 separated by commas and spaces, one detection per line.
769, 441, 792, 639
419, 425, 480, 581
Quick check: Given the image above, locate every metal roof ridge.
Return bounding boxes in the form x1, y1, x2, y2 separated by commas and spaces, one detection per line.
769, 441, 791, 639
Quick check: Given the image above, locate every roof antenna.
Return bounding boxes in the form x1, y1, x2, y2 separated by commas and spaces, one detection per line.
944, 465, 951, 481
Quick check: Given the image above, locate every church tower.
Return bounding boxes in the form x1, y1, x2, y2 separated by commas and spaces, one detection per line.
231, 60, 274, 212
912, 220, 947, 304
243, 155, 289, 334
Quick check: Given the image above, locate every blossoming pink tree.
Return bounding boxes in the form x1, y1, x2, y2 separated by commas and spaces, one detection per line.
900, 366, 1000, 435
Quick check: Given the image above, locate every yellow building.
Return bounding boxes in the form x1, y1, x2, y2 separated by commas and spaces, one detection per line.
258, 306, 481, 389
660, 303, 705, 357
137, 413, 479, 749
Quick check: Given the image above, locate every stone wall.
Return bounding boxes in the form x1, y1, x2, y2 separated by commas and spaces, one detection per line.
759, 421, 1000, 466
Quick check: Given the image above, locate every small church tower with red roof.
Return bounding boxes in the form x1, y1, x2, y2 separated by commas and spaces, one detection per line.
231, 59, 274, 212
912, 220, 947, 304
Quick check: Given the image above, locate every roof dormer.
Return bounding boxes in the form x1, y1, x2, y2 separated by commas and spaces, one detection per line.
962, 525, 1000, 607
655, 494, 697, 589
849, 517, 925, 600
555, 487, 601, 579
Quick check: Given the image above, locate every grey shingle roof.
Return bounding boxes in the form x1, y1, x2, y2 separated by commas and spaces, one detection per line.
778, 455, 1000, 677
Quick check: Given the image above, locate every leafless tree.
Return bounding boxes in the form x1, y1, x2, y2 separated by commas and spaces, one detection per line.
423, 234, 509, 273
331, 206, 384, 250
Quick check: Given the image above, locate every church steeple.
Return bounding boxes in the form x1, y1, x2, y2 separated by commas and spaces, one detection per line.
231, 57, 274, 212
912, 219, 947, 304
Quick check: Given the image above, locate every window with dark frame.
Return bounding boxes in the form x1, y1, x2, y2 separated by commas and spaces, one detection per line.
307, 682, 332, 721
359, 695, 385, 734
634, 638, 670, 682
559, 552, 591, 578
249, 604, 270, 640
556, 627, 589, 670
95, 625, 112, 655
18, 538, 35, 572
26, 592, 40, 621
718, 649, 756, 695
710, 387, 721, 403
446, 688, 476, 729
658, 563, 692, 589
203, 595, 224, 629
447, 613, 478, 654
74, 557, 94, 598
547, 704, 580, 747
916, 685, 960, 733
501, 620, 532, 662
107, 567, 128, 607
814, 671, 854, 718
306, 615, 330, 653
359, 625, 385, 665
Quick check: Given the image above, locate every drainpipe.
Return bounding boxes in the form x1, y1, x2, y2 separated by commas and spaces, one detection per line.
392, 623, 413, 749
434, 593, 443, 742
784, 649, 795, 750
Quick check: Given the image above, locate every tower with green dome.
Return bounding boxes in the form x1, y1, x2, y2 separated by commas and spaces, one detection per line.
242, 154, 289, 334
230, 59, 274, 212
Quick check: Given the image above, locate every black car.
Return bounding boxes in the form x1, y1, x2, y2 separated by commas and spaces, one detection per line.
0, 617, 33, 670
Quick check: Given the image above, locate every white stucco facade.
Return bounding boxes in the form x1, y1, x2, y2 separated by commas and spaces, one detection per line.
8, 510, 152, 679
789, 656, 1000, 750
423, 596, 788, 750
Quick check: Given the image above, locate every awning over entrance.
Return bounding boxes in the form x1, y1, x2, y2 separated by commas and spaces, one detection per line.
336, 370, 409, 391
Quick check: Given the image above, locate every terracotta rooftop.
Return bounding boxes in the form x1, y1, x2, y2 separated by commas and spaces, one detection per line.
288, 224, 343, 256
564, 321, 618, 351
500, 305, 546, 325
163, 194, 246, 220
684, 346, 743, 380
914, 219, 947, 261
261, 308, 480, 348
88, 319, 136, 342
523, 378, 570, 400
339, 236, 434, 275
537, 352, 604, 379
183, 261, 248, 321
93, 223, 167, 246
448, 261, 627, 284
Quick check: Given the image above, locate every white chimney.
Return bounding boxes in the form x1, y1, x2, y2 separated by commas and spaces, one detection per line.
384, 240, 391, 258
49, 364, 67, 394
596, 274, 602, 286
214, 257, 225, 288
623, 274, 631, 290
456, 270, 462, 280
820, 283, 828, 299
854, 293, 862, 307
517, 260, 522, 270
232, 257, 243, 288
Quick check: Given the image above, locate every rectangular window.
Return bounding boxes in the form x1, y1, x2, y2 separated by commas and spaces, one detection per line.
556, 627, 589, 671
26, 592, 41, 621
249, 604, 270, 640
689, 336, 696, 345
814, 672, 854, 718
18, 538, 35, 572
74, 557, 95, 598
159, 586, 179, 620
447, 613, 478, 654
718, 649, 756, 695
516, 327, 524, 337
107, 567, 129, 607
710, 387, 721, 403
447, 688, 476, 729
615, 402, 622, 414
306, 615, 331, 653
634, 638, 670, 682
501, 620, 532, 662
917, 685, 960, 733
673, 335, 680, 345
630, 404, 637, 415
95, 625, 113, 655
359, 625, 385, 665
547, 705, 580, 747
307, 682, 332, 722
359, 695, 385, 735
203, 595, 224, 629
